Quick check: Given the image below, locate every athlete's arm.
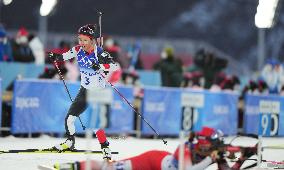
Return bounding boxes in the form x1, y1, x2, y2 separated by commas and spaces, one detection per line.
47, 46, 77, 62
186, 156, 213, 170
62, 46, 77, 61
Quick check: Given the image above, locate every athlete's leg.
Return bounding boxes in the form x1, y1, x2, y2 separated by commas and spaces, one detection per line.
52, 86, 87, 151
95, 128, 112, 160
65, 86, 87, 136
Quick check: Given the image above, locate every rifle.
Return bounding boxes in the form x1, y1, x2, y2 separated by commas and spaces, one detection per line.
189, 131, 258, 160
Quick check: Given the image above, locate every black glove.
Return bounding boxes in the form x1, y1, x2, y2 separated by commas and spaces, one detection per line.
241, 145, 257, 159
98, 51, 114, 64
216, 158, 230, 170
47, 52, 63, 61
92, 63, 101, 71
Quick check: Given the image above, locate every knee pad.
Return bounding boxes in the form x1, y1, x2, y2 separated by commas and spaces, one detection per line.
66, 115, 77, 135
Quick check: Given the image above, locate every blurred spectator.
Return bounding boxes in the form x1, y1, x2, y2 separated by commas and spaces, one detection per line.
1, 74, 23, 136
280, 85, 284, 96
38, 66, 57, 79
11, 27, 35, 62
28, 33, 45, 65
257, 79, 269, 94
51, 40, 70, 55
127, 41, 144, 71
181, 71, 204, 89
120, 69, 143, 133
121, 70, 140, 86
241, 80, 267, 96
104, 36, 125, 68
247, 80, 259, 94
0, 25, 13, 61
187, 49, 228, 89
120, 69, 142, 97
209, 72, 226, 91
103, 37, 122, 83
220, 75, 241, 93
153, 46, 183, 87
231, 75, 241, 92
260, 58, 284, 94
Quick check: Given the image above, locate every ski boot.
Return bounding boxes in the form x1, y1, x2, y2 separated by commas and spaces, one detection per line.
45, 136, 75, 152
101, 141, 112, 161
53, 162, 79, 170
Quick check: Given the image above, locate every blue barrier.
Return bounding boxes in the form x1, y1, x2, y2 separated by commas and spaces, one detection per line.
192, 90, 239, 135
141, 87, 239, 136
107, 86, 134, 133
244, 94, 284, 136
12, 79, 135, 134
0, 62, 45, 91
87, 85, 135, 134
142, 87, 182, 135
11, 79, 240, 135
12, 79, 83, 133
0, 79, 2, 127
137, 70, 161, 86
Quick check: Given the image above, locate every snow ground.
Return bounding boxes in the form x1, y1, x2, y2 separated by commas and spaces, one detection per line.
0, 135, 283, 170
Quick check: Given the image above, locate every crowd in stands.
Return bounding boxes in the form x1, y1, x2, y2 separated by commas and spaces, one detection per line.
2, 23, 284, 95
0, 25, 12, 61
2, 23, 284, 136
0, 25, 45, 64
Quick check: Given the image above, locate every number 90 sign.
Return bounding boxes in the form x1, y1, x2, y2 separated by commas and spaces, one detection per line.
259, 100, 280, 136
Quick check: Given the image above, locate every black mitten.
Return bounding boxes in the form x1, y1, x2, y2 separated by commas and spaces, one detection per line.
92, 63, 101, 71
98, 51, 114, 64
47, 52, 63, 61
242, 145, 257, 159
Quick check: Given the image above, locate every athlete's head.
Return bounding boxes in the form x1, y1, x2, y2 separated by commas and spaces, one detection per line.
193, 126, 223, 157
77, 24, 97, 52
78, 24, 97, 39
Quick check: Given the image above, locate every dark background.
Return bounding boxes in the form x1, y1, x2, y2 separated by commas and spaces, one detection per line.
1, 0, 284, 70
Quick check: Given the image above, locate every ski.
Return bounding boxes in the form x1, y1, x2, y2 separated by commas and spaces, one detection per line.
262, 145, 284, 149
38, 165, 56, 170
0, 149, 119, 154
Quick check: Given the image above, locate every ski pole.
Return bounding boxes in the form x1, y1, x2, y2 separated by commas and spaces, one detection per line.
97, 11, 167, 145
